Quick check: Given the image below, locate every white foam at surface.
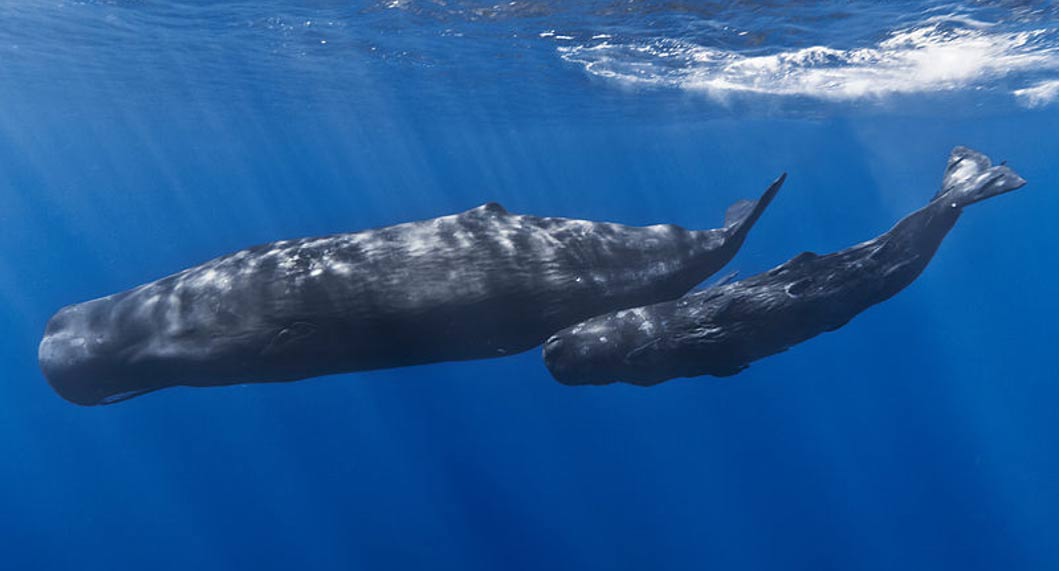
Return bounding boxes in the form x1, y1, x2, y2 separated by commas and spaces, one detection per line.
558, 18, 1058, 104
1013, 79, 1059, 107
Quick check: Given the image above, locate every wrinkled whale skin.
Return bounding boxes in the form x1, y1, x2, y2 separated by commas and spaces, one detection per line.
543, 148, 1026, 386
39, 177, 784, 405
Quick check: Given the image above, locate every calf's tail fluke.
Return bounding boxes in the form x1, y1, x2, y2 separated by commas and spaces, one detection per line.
723, 173, 787, 235
934, 147, 1026, 208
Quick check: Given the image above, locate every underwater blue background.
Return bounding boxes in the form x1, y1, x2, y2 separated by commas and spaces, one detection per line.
0, 1, 1057, 570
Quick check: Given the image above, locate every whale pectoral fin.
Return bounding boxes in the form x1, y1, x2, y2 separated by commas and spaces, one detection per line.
707, 270, 740, 288
98, 386, 166, 405
262, 321, 319, 356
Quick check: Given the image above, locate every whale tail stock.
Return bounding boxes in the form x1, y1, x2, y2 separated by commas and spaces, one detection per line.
934, 147, 1026, 208
722, 173, 787, 237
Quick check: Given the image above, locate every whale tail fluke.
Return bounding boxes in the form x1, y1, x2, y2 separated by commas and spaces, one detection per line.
723, 173, 787, 235
934, 147, 1026, 208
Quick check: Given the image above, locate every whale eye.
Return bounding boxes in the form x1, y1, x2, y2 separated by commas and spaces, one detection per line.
263, 321, 318, 355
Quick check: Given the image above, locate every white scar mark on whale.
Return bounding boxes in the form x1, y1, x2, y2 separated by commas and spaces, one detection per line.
330, 261, 353, 276
188, 268, 233, 292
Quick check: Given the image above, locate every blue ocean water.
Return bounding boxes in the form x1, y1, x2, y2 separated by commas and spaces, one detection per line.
0, 1, 1057, 569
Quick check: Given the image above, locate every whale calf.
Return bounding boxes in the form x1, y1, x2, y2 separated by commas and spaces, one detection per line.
543, 148, 1026, 386
39, 176, 784, 405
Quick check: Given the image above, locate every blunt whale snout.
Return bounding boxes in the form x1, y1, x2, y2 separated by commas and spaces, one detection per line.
541, 335, 581, 384
38, 300, 165, 405
39, 307, 112, 406
542, 325, 635, 386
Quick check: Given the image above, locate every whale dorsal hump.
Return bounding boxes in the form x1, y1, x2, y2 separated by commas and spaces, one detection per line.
768, 251, 818, 276
468, 202, 509, 217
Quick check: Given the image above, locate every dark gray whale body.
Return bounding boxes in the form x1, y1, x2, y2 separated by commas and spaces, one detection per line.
543, 148, 1026, 386
39, 177, 784, 405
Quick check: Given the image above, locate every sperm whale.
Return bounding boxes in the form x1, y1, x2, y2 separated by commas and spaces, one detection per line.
543, 147, 1026, 386
39, 176, 784, 405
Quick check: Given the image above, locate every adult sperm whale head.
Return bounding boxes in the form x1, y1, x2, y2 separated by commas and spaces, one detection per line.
39, 294, 166, 405
38, 256, 294, 406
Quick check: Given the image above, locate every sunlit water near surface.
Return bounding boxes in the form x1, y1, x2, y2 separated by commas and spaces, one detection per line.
0, 1, 1057, 570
